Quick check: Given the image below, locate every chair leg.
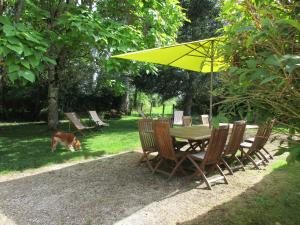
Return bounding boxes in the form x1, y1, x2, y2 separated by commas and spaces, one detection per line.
240, 148, 260, 169
167, 156, 187, 180
234, 155, 246, 171
152, 158, 164, 174
254, 152, 267, 166
263, 147, 274, 159
221, 158, 234, 175
247, 154, 260, 169
257, 150, 269, 163
216, 164, 228, 184
187, 155, 212, 190
255, 152, 263, 160
140, 152, 155, 172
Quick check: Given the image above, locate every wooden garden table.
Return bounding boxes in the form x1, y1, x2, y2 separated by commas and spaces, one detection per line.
170, 125, 211, 151
202, 123, 258, 129
169, 124, 257, 151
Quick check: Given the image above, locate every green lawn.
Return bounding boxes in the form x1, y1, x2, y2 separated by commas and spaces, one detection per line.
131, 104, 174, 117
0, 116, 141, 175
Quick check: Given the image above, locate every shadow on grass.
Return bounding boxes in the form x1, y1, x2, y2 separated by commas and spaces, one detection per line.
179, 162, 300, 225
0, 117, 140, 174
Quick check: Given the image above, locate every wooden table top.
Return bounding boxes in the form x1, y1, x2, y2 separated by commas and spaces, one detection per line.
201, 123, 258, 129
169, 125, 211, 141
219, 123, 258, 129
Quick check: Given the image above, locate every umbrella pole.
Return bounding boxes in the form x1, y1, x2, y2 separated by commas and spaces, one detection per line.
209, 40, 214, 125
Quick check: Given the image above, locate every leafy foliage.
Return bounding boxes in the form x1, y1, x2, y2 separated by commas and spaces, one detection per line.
0, 16, 52, 82
0, 0, 186, 125
218, 0, 300, 131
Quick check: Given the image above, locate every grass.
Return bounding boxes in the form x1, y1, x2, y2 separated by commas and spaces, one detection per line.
131, 104, 174, 117
0, 116, 141, 175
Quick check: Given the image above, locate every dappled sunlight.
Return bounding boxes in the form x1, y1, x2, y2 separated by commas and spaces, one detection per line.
178, 161, 300, 225
0, 144, 296, 225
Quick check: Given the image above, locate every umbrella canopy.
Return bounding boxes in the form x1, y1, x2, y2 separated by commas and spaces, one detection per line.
111, 36, 227, 119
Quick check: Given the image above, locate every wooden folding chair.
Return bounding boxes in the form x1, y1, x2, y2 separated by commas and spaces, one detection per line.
65, 112, 94, 135
186, 125, 229, 190
183, 116, 192, 127
138, 119, 157, 171
222, 121, 247, 174
245, 119, 275, 160
240, 134, 269, 169
173, 111, 184, 126
88, 111, 109, 128
158, 117, 188, 151
152, 120, 187, 180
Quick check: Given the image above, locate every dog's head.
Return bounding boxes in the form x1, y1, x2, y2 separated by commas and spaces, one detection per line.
73, 138, 81, 150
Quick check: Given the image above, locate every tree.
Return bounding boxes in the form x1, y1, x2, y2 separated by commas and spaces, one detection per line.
99, 0, 186, 114
0, 0, 186, 129
218, 0, 300, 133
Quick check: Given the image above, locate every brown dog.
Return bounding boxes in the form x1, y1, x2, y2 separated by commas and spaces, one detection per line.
51, 132, 81, 152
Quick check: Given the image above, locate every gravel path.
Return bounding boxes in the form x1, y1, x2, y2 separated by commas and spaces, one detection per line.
0, 141, 281, 225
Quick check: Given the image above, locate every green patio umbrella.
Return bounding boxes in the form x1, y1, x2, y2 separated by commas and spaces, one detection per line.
111, 36, 227, 120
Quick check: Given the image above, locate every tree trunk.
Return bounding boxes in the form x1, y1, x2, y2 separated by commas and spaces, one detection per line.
183, 93, 193, 116
120, 92, 130, 114
183, 74, 196, 116
133, 88, 138, 109
120, 75, 130, 114
48, 63, 58, 130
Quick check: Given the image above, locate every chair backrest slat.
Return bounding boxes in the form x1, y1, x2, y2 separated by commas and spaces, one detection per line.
248, 119, 275, 154
153, 120, 176, 160
262, 119, 276, 145
158, 117, 174, 127
138, 119, 156, 151
88, 111, 105, 125
224, 121, 246, 155
173, 111, 184, 125
183, 116, 192, 127
248, 136, 266, 154
201, 114, 209, 125
65, 112, 85, 129
203, 125, 229, 165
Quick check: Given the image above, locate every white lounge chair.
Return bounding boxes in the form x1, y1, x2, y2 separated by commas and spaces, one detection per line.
88, 111, 109, 128
173, 110, 184, 126
65, 112, 94, 135
201, 114, 209, 126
